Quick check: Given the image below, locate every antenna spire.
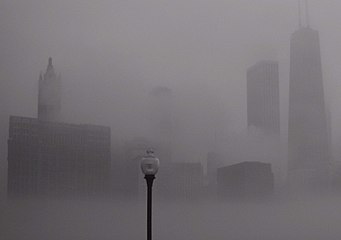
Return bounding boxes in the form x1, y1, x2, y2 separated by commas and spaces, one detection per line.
305, 0, 310, 27
298, 0, 302, 28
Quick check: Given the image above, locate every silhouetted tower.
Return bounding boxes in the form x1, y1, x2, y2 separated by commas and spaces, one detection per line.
247, 61, 280, 135
288, 1, 330, 190
149, 86, 173, 163
148, 86, 173, 199
38, 57, 61, 121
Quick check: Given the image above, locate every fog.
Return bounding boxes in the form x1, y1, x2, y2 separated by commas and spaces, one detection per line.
2, 0, 341, 157
2, 198, 341, 240
0, 0, 294, 138
2, 0, 341, 239
2, 1, 341, 154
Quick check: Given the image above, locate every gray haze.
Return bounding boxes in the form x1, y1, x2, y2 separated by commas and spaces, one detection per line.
2, 198, 341, 240
2, 0, 341, 157
2, 0, 341, 239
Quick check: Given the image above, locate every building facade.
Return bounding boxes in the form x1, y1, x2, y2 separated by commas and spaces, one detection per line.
247, 61, 280, 135
217, 162, 274, 200
7, 58, 111, 198
7, 116, 111, 197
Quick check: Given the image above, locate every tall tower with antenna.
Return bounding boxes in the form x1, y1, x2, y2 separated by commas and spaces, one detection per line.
297, 0, 311, 28
297, 0, 310, 28
288, 0, 330, 191
298, 0, 302, 28
305, 0, 310, 27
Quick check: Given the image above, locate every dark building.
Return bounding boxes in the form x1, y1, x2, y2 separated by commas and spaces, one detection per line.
288, 22, 330, 190
7, 58, 111, 198
7, 116, 111, 197
247, 61, 280, 135
38, 58, 61, 122
170, 162, 204, 200
217, 162, 274, 200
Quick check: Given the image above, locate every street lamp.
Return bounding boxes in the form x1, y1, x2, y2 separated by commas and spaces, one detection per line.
141, 149, 160, 240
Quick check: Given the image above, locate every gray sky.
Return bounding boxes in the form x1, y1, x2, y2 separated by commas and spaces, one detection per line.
2, 0, 341, 162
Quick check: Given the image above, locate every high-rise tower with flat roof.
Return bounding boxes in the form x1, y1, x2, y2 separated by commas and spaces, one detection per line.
247, 61, 280, 135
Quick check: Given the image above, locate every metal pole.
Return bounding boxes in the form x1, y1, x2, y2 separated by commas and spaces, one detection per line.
145, 175, 155, 240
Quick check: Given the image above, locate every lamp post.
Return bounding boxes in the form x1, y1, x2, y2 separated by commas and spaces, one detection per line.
141, 149, 160, 240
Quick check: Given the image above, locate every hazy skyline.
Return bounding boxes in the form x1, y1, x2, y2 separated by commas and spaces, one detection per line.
2, 0, 341, 164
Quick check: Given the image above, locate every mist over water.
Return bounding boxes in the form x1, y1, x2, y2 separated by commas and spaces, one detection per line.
2, 197, 341, 240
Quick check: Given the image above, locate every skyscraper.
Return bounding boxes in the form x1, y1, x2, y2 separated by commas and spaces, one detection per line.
38, 57, 61, 121
288, 4, 330, 190
148, 86, 173, 163
247, 61, 280, 135
148, 86, 173, 198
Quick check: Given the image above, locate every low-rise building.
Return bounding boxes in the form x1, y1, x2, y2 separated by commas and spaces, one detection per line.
7, 116, 111, 198
217, 161, 274, 200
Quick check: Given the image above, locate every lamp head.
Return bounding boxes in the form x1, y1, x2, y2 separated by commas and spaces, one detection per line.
141, 149, 160, 175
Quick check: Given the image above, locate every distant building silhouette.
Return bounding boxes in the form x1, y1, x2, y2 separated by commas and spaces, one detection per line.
38, 58, 61, 122
288, 25, 330, 191
170, 162, 204, 200
247, 61, 280, 135
149, 86, 173, 164
148, 86, 173, 198
7, 116, 111, 197
217, 162, 274, 200
7, 58, 111, 198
